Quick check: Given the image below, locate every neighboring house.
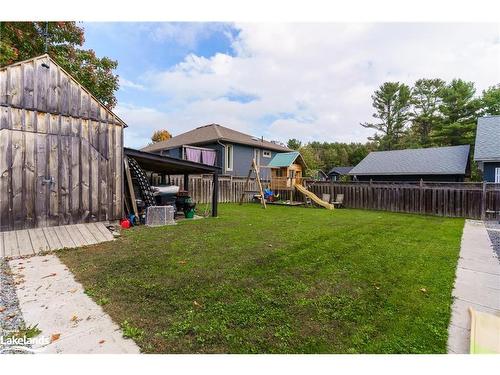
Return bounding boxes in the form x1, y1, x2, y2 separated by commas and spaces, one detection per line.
349, 145, 470, 182
327, 166, 354, 181
309, 170, 328, 181
474, 116, 500, 182
142, 124, 290, 179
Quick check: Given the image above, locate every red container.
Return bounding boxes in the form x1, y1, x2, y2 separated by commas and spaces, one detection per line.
120, 219, 131, 229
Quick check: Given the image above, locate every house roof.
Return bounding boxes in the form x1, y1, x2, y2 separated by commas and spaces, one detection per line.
328, 166, 354, 175
0, 54, 127, 127
474, 116, 500, 162
142, 124, 291, 153
349, 145, 470, 176
267, 151, 307, 169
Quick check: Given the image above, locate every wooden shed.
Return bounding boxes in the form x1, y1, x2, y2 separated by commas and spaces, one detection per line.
0, 54, 125, 232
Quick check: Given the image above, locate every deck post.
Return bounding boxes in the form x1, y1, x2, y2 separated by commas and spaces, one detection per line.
212, 172, 219, 217
184, 174, 189, 192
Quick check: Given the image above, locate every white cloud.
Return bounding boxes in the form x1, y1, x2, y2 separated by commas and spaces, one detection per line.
119, 23, 500, 148
151, 22, 230, 49
119, 77, 146, 91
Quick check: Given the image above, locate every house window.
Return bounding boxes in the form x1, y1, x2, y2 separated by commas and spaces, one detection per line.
495, 167, 500, 183
225, 144, 233, 172
262, 150, 272, 158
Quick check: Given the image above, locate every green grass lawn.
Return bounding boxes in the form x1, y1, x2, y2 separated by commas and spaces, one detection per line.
58, 204, 464, 353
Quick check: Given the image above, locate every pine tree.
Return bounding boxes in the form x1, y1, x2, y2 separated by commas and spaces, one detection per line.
361, 82, 411, 150
410, 79, 445, 147
431, 79, 481, 146
481, 85, 500, 116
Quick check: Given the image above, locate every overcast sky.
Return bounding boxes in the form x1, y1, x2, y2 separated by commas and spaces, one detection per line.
82, 22, 500, 148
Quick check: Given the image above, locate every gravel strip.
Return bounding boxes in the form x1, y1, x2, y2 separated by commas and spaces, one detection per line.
484, 221, 500, 263
1, 259, 28, 353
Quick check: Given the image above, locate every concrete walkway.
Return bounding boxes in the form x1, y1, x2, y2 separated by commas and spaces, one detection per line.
447, 220, 500, 354
9, 255, 140, 354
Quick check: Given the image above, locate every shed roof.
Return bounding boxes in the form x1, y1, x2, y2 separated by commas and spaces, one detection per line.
0, 54, 127, 127
474, 116, 500, 161
267, 151, 307, 169
124, 148, 221, 174
142, 124, 290, 153
328, 166, 354, 175
349, 145, 470, 176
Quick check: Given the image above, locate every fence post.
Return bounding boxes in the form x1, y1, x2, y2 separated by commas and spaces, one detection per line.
419, 179, 424, 214
481, 181, 487, 220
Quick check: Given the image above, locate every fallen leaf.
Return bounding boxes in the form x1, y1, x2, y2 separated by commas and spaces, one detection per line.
178, 260, 187, 265
374, 286, 380, 290
70, 315, 78, 322
42, 259, 49, 263
193, 301, 201, 308
98, 340, 105, 344
0, 306, 6, 313
69, 288, 78, 293
42, 273, 57, 279
420, 288, 427, 293
50, 333, 61, 343
268, 244, 273, 247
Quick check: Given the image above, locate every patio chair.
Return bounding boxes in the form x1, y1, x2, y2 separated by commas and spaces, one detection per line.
321, 193, 331, 203
332, 194, 344, 208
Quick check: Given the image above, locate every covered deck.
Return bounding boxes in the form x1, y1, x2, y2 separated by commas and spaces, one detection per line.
123, 148, 221, 217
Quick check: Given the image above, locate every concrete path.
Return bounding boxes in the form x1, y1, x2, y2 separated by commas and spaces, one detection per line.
447, 220, 500, 354
8, 255, 140, 354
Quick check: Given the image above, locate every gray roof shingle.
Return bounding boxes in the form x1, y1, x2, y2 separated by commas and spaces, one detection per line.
474, 116, 500, 161
328, 166, 353, 175
349, 145, 470, 176
142, 124, 290, 153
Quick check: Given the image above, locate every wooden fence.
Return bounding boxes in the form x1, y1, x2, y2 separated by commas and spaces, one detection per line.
168, 175, 267, 204
305, 181, 500, 219
160, 176, 500, 219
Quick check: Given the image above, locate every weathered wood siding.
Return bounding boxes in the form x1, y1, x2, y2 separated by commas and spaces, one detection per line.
0, 55, 124, 231
305, 181, 500, 219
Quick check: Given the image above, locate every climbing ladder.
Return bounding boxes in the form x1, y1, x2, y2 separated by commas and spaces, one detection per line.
239, 159, 266, 209
126, 157, 156, 208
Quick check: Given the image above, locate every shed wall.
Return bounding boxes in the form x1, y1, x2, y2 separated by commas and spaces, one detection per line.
0, 55, 123, 231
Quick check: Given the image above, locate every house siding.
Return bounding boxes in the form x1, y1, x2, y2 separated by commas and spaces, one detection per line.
483, 162, 500, 182
157, 142, 280, 179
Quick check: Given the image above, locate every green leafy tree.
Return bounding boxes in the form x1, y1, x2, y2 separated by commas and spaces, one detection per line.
287, 138, 302, 150
481, 85, 500, 116
410, 79, 445, 147
431, 79, 481, 146
361, 82, 412, 150
0, 22, 119, 108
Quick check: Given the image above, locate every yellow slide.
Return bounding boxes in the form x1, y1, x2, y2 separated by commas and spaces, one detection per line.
294, 183, 335, 210
469, 308, 500, 353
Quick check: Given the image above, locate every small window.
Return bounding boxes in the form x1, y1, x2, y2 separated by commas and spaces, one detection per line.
495, 167, 500, 183
262, 150, 272, 158
225, 144, 233, 172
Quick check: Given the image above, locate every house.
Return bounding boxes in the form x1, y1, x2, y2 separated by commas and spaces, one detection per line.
327, 166, 354, 181
349, 145, 470, 182
309, 170, 328, 181
267, 151, 307, 190
474, 116, 500, 182
142, 124, 291, 179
